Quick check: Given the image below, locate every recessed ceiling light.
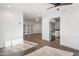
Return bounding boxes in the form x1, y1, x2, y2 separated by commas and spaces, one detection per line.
7, 5, 11, 8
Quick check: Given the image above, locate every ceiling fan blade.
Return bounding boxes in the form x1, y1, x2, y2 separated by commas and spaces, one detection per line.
46, 3, 72, 10
58, 3, 72, 6
46, 6, 55, 10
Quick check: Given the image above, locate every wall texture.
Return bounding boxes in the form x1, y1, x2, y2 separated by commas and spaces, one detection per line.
32, 22, 42, 34
60, 4, 79, 50
0, 8, 23, 48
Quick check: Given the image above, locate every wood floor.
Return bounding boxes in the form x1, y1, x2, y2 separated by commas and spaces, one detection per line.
0, 33, 79, 56
24, 33, 79, 56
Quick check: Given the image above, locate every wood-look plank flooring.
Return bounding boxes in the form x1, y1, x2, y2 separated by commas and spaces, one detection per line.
0, 33, 79, 56
24, 33, 79, 56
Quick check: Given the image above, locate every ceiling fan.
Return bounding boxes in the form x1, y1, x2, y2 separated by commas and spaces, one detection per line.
46, 3, 72, 10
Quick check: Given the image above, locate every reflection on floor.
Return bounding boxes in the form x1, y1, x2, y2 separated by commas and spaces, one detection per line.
0, 40, 37, 56
0, 33, 79, 56
24, 33, 79, 56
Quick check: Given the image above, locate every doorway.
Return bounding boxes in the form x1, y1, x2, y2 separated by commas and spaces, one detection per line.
23, 14, 42, 42
49, 17, 60, 41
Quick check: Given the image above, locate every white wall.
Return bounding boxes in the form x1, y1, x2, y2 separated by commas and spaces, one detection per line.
0, 8, 23, 48
42, 17, 50, 41
24, 21, 42, 34
42, 4, 79, 50
42, 9, 60, 41
32, 22, 42, 34
60, 4, 79, 50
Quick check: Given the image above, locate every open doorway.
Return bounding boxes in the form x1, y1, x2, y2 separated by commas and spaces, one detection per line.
49, 17, 60, 42
23, 14, 42, 43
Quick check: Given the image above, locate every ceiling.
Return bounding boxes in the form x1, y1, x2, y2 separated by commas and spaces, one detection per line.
0, 3, 52, 22
0, 4, 52, 15
0, 3, 79, 22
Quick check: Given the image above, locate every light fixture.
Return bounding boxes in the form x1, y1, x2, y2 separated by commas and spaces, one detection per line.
36, 18, 39, 22
7, 5, 11, 8
56, 7, 60, 11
